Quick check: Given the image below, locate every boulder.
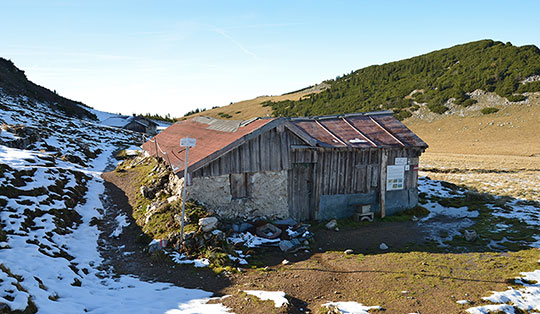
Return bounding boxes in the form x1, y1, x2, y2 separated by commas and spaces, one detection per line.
274, 218, 297, 227
239, 222, 253, 233
212, 229, 225, 241
198, 217, 219, 232
379, 243, 389, 250
140, 186, 151, 199
167, 195, 179, 203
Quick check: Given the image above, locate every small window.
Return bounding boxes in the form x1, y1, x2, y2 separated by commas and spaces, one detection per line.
230, 173, 249, 199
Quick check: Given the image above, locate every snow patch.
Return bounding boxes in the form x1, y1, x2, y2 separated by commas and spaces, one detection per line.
165, 297, 232, 313
323, 301, 383, 314
227, 232, 280, 248
110, 214, 129, 238
244, 290, 288, 307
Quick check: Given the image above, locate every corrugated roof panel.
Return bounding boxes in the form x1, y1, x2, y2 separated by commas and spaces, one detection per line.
318, 119, 373, 148
292, 120, 345, 147
371, 115, 428, 148
347, 115, 403, 147
206, 120, 242, 132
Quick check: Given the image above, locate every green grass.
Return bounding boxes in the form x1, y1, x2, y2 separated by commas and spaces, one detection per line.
113, 155, 248, 272
115, 156, 208, 239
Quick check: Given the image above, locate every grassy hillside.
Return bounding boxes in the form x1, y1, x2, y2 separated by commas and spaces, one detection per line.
262, 40, 540, 119
184, 83, 328, 120
407, 100, 540, 157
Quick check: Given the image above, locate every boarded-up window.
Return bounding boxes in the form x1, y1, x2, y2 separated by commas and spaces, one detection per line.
230, 173, 249, 198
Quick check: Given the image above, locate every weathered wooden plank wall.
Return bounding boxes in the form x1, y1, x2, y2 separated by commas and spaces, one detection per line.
308, 148, 383, 196
191, 124, 423, 220
192, 126, 292, 177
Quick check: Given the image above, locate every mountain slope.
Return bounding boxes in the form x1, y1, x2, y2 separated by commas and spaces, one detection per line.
0, 58, 96, 120
261, 40, 540, 118
0, 81, 229, 312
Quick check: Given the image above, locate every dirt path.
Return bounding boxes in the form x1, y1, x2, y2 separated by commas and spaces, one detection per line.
97, 175, 230, 292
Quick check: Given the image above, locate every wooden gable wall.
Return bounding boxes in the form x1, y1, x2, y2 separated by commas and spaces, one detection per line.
191, 125, 294, 177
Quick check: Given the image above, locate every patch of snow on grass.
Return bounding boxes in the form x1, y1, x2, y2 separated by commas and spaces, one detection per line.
0, 94, 230, 313
491, 200, 540, 227
0, 268, 30, 311
467, 270, 540, 313
466, 304, 518, 314
170, 252, 210, 268
323, 301, 382, 314
165, 297, 232, 313
417, 177, 479, 246
244, 290, 288, 307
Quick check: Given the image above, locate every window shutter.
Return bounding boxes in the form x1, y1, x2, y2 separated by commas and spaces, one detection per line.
230, 173, 248, 198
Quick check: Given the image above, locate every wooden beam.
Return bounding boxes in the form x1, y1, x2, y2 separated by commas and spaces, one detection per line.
380, 149, 388, 218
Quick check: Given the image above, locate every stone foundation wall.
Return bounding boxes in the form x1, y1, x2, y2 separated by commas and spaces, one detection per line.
187, 170, 289, 220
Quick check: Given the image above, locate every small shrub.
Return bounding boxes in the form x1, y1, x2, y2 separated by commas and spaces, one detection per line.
428, 103, 449, 114
217, 112, 233, 119
403, 205, 430, 217
481, 107, 499, 115
461, 98, 477, 107
506, 94, 526, 102
394, 110, 412, 121
517, 81, 540, 93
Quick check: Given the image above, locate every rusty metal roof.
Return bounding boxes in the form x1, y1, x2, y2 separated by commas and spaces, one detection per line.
141, 117, 277, 175
142, 111, 427, 175
287, 111, 428, 148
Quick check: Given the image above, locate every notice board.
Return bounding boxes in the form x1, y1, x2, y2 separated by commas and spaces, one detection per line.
387, 165, 405, 191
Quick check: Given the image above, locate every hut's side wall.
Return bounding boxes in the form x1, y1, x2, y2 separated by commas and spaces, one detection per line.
188, 170, 289, 219
192, 125, 291, 177
124, 121, 146, 133
315, 147, 422, 220
188, 125, 292, 220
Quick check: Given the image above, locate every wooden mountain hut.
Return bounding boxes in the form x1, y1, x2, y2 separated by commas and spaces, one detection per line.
141, 111, 428, 221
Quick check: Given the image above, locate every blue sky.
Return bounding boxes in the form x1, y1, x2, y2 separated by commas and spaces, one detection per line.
1, 1, 539, 116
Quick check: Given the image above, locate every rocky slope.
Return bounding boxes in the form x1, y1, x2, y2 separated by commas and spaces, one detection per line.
0, 91, 231, 312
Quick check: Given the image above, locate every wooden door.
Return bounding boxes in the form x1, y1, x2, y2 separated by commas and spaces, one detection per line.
290, 163, 315, 221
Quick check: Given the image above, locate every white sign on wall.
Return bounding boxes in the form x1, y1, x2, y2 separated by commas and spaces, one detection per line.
395, 157, 408, 165
387, 165, 405, 191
